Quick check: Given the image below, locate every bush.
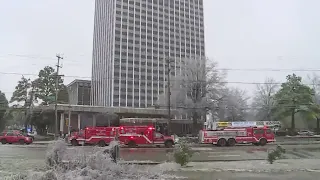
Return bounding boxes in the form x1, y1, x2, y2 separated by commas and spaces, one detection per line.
11, 140, 179, 180
267, 145, 286, 164
173, 140, 193, 167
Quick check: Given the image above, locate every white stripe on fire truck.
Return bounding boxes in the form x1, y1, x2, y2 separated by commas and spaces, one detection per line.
118, 134, 153, 143
76, 136, 114, 142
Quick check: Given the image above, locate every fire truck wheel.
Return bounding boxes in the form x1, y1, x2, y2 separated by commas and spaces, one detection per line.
259, 138, 267, 146
164, 140, 173, 148
217, 138, 227, 147
128, 141, 136, 148
98, 140, 106, 147
71, 139, 78, 146
227, 138, 236, 146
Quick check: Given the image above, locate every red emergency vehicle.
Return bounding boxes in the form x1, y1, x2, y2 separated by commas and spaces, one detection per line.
0, 130, 33, 145
199, 126, 275, 146
118, 126, 176, 148
68, 126, 118, 146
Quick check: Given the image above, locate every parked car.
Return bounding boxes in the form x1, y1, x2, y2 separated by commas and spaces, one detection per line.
297, 130, 315, 136
0, 131, 33, 145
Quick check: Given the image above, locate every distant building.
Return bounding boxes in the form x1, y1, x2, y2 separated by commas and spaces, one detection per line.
91, 0, 206, 108
67, 79, 91, 105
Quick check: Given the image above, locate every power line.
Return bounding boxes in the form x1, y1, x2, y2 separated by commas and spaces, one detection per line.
1, 54, 320, 72
1, 71, 320, 85
0, 103, 317, 111
0, 53, 79, 63
0, 54, 56, 60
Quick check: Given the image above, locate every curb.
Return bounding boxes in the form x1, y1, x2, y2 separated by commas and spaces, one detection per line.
119, 161, 161, 165
276, 142, 320, 145
27, 141, 320, 147
121, 159, 270, 164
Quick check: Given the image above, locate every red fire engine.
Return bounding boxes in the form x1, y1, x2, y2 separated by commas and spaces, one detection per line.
199, 126, 275, 146
68, 125, 176, 148
69, 126, 118, 146
118, 126, 176, 148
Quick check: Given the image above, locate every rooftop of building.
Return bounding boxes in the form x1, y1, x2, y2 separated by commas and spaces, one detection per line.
67, 79, 91, 87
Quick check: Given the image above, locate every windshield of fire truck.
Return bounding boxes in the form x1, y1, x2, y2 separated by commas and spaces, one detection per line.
154, 132, 163, 138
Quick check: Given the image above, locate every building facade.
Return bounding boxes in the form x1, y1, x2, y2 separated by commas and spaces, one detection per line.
91, 0, 205, 108
67, 79, 91, 105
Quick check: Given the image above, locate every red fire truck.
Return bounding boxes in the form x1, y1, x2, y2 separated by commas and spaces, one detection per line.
199, 126, 275, 146
68, 125, 177, 148
118, 126, 176, 148
69, 126, 118, 146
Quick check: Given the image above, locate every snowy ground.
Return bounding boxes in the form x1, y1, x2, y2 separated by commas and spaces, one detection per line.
2, 141, 320, 179
157, 159, 320, 173
171, 171, 320, 180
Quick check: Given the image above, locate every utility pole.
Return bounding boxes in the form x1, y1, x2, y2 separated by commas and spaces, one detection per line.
68, 105, 71, 136
166, 58, 172, 135
55, 54, 63, 139
28, 87, 35, 132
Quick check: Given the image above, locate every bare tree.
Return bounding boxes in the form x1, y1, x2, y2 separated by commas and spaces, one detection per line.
251, 77, 278, 121
156, 58, 226, 133
217, 87, 249, 121
307, 73, 320, 131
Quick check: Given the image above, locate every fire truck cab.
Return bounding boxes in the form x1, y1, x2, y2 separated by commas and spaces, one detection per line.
118, 126, 175, 148
199, 125, 275, 146
69, 126, 118, 146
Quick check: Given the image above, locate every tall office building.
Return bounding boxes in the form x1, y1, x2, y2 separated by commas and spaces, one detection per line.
91, 0, 205, 108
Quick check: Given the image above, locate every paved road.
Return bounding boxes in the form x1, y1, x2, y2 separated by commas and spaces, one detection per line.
172, 171, 320, 180
2, 143, 320, 162
1, 143, 320, 179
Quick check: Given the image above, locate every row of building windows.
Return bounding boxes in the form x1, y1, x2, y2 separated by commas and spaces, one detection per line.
116, 4, 203, 15
115, 28, 204, 39
114, 37, 205, 49
115, 22, 204, 32
119, 0, 203, 5
113, 102, 153, 108
115, 95, 157, 100
116, 7, 204, 16
114, 48, 204, 54
114, 51, 205, 58
115, 31, 204, 41
114, 39, 204, 49
116, 21, 204, 32
116, 10, 203, 20
116, 12, 204, 27
118, 0, 203, 8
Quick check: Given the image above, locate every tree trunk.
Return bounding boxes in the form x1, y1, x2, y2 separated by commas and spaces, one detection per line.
24, 111, 28, 132
192, 111, 198, 135
317, 117, 320, 134
291, 110, 295, 130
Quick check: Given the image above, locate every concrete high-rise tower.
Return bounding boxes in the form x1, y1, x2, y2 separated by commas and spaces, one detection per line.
91, 0, 205, 108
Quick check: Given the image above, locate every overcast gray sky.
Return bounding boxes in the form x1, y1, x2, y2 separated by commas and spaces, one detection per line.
1, 0, 320, 100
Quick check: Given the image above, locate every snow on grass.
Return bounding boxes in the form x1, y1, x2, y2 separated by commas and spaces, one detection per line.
155, 159, 320, 173
8, 140, 182, 180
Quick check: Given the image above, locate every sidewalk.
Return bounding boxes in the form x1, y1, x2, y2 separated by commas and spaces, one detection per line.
155, 159, 320, 173
31, 139, 320, 146
32, 140, 57, 145
190, 140, 320, 147
61, 158, 320, 173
